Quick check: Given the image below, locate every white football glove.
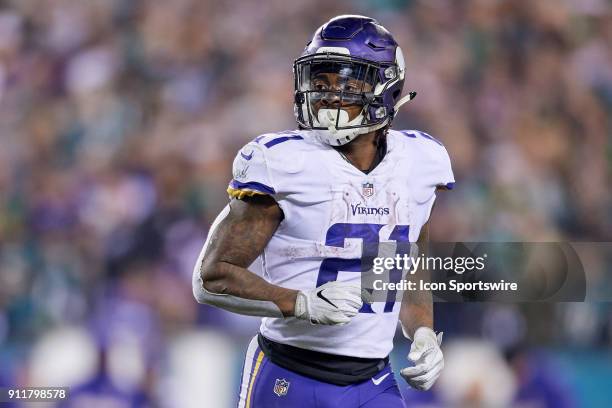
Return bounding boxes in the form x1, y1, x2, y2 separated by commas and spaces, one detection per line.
400, 327, 444, 391
294, 281, 370, 325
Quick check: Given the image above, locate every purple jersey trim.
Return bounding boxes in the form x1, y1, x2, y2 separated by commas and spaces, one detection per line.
264, 135, 304, 148
229, 180, 276, 195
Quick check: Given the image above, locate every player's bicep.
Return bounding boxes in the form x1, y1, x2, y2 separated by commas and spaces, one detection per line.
193, 195, 293, 316
202, 195, 282, 271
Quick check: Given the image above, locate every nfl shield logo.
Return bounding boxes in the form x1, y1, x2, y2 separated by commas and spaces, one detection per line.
273, 378, 290, 397
362, 182, 374, 197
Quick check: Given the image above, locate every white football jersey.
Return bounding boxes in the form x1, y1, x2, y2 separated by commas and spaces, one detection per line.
226, 129, 454, 358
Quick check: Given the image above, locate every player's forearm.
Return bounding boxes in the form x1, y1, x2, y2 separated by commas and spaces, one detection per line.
399, 220, 433, 338
399, 291, 433, 339
400, 277, 434, 338
198, 261, 298, 317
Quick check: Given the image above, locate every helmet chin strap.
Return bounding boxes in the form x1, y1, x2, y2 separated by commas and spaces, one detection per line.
393, 91, 417, 113
313, 92, 416, 146
314, 118, 389, 146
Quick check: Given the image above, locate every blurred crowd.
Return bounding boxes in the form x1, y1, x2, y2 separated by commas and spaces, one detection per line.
0, 0, 611, 406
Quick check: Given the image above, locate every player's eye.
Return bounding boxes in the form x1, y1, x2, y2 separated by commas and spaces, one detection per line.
312, 81, 329, 91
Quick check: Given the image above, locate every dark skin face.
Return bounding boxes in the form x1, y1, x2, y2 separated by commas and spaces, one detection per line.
310, 72, 373, 121
310, 72, 381, 172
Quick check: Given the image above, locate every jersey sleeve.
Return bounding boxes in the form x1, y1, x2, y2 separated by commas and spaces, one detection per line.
396, 129, 455, 203
227, 141, 277, 199
433, 143, 455, 190
406, 132, 455, 226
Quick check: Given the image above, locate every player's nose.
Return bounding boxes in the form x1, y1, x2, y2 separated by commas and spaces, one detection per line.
320, 91, 341, 108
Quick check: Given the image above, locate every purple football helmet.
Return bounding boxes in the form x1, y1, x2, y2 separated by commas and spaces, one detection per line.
293, 15, 414, 146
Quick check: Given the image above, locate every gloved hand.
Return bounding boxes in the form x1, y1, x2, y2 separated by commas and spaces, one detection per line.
400, 327, 444, 391
294, 281, 370, 325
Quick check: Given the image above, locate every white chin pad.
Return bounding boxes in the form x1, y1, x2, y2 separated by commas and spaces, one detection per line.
317, 108, 351, 133
311, 106, 387, 146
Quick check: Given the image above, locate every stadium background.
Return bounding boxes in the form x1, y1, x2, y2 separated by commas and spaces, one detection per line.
0, 0, 611, 406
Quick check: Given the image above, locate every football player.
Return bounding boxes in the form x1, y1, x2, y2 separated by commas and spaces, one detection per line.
193, 15, 454, 408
